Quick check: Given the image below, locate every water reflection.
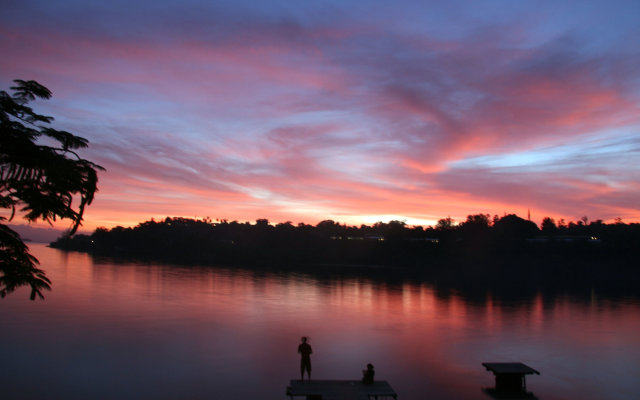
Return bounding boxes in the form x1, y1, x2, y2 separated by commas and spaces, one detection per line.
1, 244, 639, 400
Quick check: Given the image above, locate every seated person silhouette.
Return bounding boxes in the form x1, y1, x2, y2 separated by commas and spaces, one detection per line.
362, 363, 375, 384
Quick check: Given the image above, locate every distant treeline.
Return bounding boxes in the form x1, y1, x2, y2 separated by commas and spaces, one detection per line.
50, 214, 639, 271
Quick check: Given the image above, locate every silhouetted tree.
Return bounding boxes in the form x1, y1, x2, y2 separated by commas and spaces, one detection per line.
493, 214, 539, 240
316, 220, 343, 237
436, 217, 455, 231
52, 214, 640, 271
460, 214, 491, 233
456, 214, 492, 255
1, 80, 103, 299
374, 220, 407, 239
540, 217, 557, 235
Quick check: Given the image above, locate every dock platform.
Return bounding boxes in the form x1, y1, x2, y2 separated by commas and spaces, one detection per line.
286, 379, 397, 400
482, 362, 540, 399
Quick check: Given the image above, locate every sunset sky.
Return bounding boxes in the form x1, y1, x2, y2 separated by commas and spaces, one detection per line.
2, 0, 640, 231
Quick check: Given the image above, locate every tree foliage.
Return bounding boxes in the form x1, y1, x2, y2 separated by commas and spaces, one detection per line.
52, 213, 640, 270
1, 80, 104, 299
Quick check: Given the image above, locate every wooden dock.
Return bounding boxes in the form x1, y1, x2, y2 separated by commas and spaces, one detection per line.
286, 380, 398, 400
482, 362, 540, 399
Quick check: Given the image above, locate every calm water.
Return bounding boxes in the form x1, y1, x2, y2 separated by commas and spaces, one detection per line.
1, 244, 639, 400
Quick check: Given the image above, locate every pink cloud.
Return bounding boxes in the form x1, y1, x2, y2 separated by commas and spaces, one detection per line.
2, 7, 639, 229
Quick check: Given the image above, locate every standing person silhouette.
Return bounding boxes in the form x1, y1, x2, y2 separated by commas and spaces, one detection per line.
298, 336, 312, 381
